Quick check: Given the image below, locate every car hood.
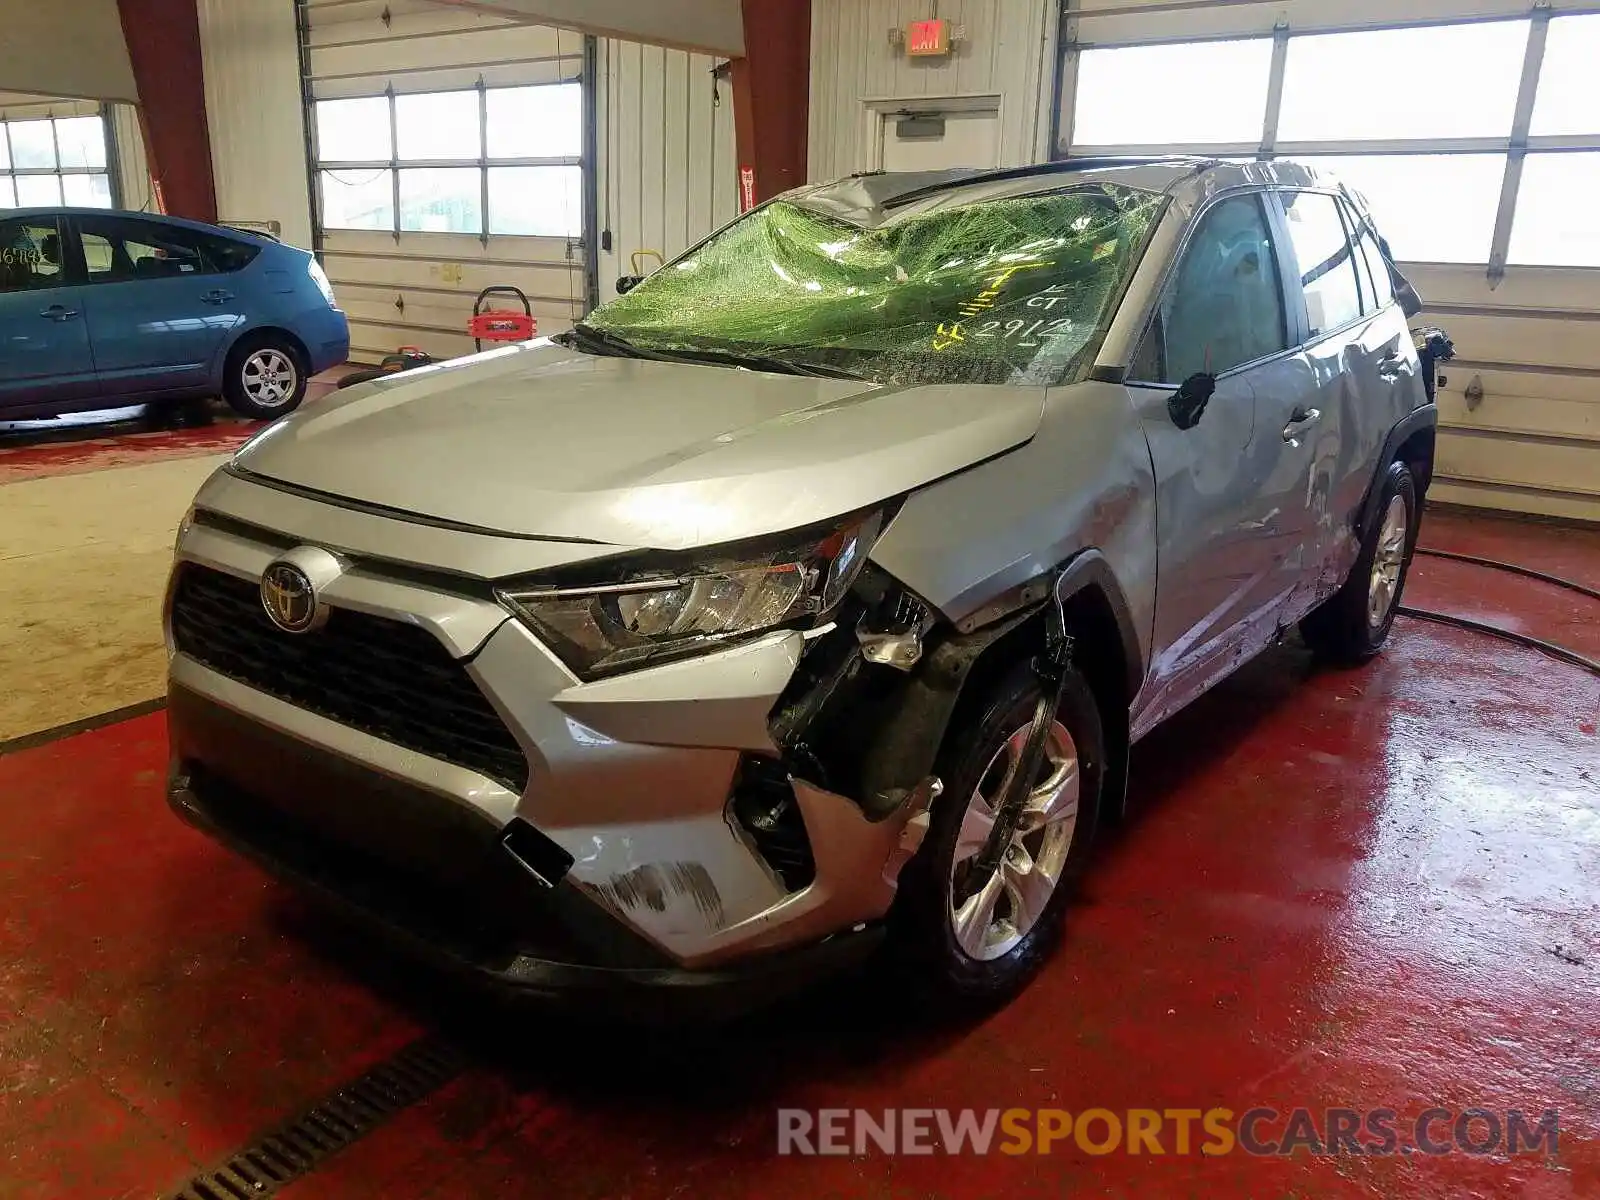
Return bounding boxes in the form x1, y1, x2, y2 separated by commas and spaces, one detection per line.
233, 341, 1044, 550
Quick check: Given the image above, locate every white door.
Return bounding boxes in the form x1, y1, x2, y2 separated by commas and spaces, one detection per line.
880, 109, 1000, 172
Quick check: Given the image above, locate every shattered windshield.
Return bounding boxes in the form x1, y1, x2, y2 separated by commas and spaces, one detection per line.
585, 183, 1166, 387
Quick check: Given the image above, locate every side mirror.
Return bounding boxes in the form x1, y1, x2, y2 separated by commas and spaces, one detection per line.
615, 275, 644, 295
1168, 372, 1216, 430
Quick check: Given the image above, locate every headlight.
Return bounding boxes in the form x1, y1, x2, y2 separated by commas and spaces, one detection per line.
174, 505, 195, 555
498, 510, 886, 679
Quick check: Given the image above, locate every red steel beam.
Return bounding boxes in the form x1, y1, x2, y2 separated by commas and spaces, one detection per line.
730, 0, 811, 208
115, 0, 217, 221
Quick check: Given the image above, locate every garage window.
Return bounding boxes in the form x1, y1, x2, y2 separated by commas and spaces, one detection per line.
1278, 22, 1529, 142
1508, 153, 1600, 267
1062, 13, 1600, 269
1294, 155, 1506, 264
1529, 15, 1600, 137
314, 82, 583, 238
1072, 40, 1272, 148
0, 114, 114, 212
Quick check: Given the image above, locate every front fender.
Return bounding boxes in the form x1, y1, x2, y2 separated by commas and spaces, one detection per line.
1052, 549, 1145, 702
869, 379, 1159, 679
846, 547, 1144, 817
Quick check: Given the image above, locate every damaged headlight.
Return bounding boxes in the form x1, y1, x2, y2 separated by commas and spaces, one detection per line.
498, 510, 886, 679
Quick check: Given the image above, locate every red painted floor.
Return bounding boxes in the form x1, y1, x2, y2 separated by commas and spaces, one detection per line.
0, 510, 1595, 1199
0, 370, 346, 485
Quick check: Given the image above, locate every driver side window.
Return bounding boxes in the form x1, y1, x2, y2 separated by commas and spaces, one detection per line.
1131, 194, 1288, 385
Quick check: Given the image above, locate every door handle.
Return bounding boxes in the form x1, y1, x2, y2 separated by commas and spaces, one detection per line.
39, 304, 79, 321
1282, 407, 1321, 443
201, 289, 234, 305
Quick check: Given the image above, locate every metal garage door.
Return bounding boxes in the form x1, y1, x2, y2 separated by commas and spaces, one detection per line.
301, 0, 593, 362
1051, 0, 1600, 523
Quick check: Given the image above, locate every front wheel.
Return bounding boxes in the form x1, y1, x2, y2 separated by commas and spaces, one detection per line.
890, 661, 1104, 1004
1301, 460, 1418, 664
223, 335, 307, 419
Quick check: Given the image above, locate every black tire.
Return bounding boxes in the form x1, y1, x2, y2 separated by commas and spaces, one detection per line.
890, 660, 1104, 1005
222, 333, 308, 419
1300, 460, 1419, 665
336, 367, 389, 389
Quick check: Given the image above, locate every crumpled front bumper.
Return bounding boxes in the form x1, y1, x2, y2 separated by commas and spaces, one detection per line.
165, 697, 883, 1020
164, 470, 932, 1002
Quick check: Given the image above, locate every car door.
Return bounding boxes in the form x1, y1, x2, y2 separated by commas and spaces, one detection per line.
73, 214, 244, 397
1332, 196, 1425, 587
1270, 189, 1387, 607
1126, 190, 1316, 735
0, 214, 98, 412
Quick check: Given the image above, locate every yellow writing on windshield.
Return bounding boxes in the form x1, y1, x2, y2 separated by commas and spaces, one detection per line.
935, 260, 1056, 352
957, 261, 1054, 319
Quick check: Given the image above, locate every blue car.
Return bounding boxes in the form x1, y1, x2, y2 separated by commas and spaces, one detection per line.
0, 208, 349, 420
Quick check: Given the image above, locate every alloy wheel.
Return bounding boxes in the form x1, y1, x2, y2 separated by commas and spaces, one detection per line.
242, 349, 299, 409
947, 719, 1080, 962
1367, 492, 1410, 629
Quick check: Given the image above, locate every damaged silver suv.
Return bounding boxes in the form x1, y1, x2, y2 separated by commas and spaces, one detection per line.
165, 159, 1444, 1012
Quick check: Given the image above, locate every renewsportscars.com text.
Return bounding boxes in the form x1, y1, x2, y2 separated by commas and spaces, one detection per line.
777, 1106, 1560, 1157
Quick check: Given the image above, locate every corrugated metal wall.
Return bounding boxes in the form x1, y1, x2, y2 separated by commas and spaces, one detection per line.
1055, 0, 1600, 522
198, 0, 316, 249
807, 0, 1057, 180
595, 38, 739, 302
108, 104, 156, 213
300, 0, 588, 362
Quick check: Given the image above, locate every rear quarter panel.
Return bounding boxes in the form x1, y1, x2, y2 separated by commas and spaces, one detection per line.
223, 244, 349, 378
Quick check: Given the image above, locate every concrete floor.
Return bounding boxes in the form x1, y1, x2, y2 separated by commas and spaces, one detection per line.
0, 377, 343, 743
0, 431, 1595, 1196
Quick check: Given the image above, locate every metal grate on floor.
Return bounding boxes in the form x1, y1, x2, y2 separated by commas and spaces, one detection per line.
162, 1036, 465, 1199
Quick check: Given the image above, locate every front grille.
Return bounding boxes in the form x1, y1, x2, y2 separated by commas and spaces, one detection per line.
171, 564, 529, 791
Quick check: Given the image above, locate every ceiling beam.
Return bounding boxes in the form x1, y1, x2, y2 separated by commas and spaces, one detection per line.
430, 0, 745, 56
0, 0, 138, 104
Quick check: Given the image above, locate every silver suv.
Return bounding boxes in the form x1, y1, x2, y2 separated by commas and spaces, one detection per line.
165, 159, 1441, 1012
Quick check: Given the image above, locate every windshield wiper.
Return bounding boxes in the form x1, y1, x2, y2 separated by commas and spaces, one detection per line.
562, 322, 650, 359
562, 323, 862, 381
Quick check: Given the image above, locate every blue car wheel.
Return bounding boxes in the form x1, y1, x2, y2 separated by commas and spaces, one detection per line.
224, 333, 308, 420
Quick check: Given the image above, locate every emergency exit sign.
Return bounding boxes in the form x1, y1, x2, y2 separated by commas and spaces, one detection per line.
906, 18, 950, 56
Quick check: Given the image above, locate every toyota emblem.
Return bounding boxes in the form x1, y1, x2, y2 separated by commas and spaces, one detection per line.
260, 561, 323, 633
